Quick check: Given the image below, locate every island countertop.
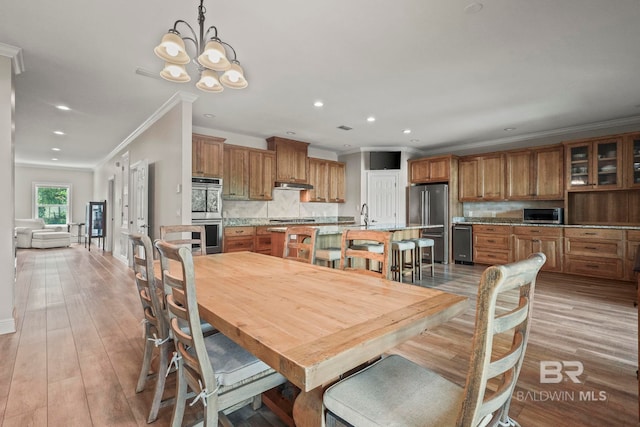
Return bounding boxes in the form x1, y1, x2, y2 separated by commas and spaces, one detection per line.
268, 224, 443, 235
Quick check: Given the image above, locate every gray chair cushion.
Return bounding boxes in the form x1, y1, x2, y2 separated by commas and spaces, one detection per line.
202, 333, 274, 386
324, 355, 464, 427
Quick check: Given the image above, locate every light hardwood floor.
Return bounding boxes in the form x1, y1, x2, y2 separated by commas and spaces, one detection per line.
0, 245, 637, 426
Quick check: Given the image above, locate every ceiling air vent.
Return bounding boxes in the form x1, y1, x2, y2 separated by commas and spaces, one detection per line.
337, 125, 353, 131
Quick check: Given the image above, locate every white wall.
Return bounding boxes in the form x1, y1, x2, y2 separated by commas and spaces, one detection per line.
94, 100, 191, 254
0, 53, 16, 334
14, 165, 93, 223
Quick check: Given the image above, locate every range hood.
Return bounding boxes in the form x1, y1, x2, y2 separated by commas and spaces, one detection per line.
274, 182, 313, 190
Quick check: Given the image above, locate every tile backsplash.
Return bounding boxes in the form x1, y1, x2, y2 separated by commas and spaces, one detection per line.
223, 189, 338, 218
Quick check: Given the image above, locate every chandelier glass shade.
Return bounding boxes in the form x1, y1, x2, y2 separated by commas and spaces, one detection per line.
154, 0, 247, 92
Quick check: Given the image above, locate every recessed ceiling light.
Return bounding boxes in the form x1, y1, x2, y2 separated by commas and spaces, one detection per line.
313, 101, 324, 108
402, 129, 412, 134
286, 131, 296, 135
51, 158, 58, 161
504, 127, 516, 131
464, 2, 483, 14
366, 116, 376, 123
52, 147, 61, 151
55, 105, 70, 111
203, 113, 215, 118
53, 130, 65, 135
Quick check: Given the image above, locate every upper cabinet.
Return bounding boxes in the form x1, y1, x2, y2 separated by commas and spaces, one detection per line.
505, 144, 564, 200
266, 136, 309, 183
249, 150, 276, 201
408, 155, 453, 184
459, 154, 504, 201
624, 132, 640, 189
223, 145, 250, 200
565, 136, 623, 191
303, 158, 345, 203
192, 134, 225, 178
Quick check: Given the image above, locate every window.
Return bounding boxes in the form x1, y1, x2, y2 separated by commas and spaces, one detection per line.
34, 184, 71, 225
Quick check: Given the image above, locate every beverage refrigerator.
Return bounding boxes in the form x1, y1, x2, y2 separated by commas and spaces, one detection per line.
407, 183, 449, 264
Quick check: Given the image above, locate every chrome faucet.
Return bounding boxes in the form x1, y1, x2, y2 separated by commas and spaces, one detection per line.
360, 203, 369, 228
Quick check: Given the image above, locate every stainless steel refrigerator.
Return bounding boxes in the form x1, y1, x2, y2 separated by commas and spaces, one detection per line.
407, 183, 449, 264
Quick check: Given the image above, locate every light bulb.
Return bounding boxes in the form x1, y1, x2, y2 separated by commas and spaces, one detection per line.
168, 65, 182, 78
202, 76, 218, 87
227, 71, 241, 83
165, 43, 180, 57
207, 51, 222, 64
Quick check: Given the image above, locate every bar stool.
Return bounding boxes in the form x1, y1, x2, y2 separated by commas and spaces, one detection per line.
316, 247, 342, 268
407, 237, 435, 279
391, 240, 415, 283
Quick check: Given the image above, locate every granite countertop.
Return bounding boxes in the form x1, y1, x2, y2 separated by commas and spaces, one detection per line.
454, 218, 640, 230
223, 216, 356, 227
268, 224, 443, 235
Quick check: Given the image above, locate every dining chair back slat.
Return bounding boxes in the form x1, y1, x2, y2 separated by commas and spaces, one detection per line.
339, 229, 392, 279
283, 226, 319, 264
160, 224, 207, 256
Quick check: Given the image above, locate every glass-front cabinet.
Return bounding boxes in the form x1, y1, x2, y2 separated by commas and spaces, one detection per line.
625, 132, 640, 188
566, 137, 622, 190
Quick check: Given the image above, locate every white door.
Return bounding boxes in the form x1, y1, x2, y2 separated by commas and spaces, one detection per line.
115, 152, 130, 264
130, 159, 149, 236
367, 171, 399, 227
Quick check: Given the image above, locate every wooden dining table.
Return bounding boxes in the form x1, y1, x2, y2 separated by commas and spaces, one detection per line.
161, 251, 468, 426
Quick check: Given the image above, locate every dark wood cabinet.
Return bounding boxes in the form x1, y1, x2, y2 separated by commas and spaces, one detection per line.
506, 145, 564, 200
459, 154, 504, 201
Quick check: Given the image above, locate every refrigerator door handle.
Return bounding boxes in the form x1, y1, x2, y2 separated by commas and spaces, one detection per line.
424, 191, 430, 225
420, 191, 425, 225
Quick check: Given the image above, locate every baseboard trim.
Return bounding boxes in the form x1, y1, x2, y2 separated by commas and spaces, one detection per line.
0, 316, 16, 335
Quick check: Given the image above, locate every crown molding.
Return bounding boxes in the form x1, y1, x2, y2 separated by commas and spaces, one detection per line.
96, 91, 198, 169
0, 43, 25, 75
14, 161, 94, 172
425, 115, 640, 155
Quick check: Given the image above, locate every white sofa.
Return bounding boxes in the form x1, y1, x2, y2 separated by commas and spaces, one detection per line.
15, 219, 71, 249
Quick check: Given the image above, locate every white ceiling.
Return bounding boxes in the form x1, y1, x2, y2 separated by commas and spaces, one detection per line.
3, 0, 640, 169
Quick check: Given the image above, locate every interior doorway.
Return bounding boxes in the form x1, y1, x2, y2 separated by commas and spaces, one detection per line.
366, 171, 399, 227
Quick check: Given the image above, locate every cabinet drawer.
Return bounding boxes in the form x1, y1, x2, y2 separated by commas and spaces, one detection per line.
564, 228, 623, 240
473, 225, 512, 234
474, 234, 511, 249
224, 226, 255, 237
224, 236, 254, 252
566, 239, 621, 258
474, 249, 510, 265
255, 234, 272, 252
513, 226, 563, 237
627, 230, 640, 241
564, 256, 624, 279
256, 226, 272, 236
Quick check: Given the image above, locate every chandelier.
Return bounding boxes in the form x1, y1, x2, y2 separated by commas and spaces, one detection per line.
153, 0, 247, 93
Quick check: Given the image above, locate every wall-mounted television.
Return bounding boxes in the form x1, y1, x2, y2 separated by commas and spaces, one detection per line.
369, 151, 401, 170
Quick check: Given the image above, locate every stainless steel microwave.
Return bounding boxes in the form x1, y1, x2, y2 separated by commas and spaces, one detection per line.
523, 208, 564, 224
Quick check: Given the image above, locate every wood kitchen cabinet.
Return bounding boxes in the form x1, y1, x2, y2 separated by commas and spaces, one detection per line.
459, 154, 505, 201
249, 150, 276, 200
306, 158, 329, 202
513, 226, 563, 272
266, 136, 309, 183
473, 225, 512, 265
223, 226, 255, 253
626, 230, 640, 280
192, 133, 225, 178
408, 155, 453, 184
304, 158, 346, 203
564, 227, 624, 279
223, 145, 249, 200
565, 136, 623, 191
505, 145, 564, 200
624, 132, 640, 189
328, 161, 346, 203
255, 226, 273, 255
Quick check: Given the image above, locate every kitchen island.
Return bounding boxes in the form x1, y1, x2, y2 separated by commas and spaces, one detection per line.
269, 224, 443, 259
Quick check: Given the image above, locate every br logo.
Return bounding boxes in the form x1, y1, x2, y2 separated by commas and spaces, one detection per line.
540, 361, 583, 383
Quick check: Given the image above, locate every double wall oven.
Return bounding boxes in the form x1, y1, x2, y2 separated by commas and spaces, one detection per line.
191, 177, 223, 254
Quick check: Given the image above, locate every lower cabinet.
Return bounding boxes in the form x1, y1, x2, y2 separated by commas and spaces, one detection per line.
627, 230, 640, 280
223, 226, 255, 253
255, 226, 272, 255
473, 225, 512, 265
513, 226, 563, 272
564, 228, 624, 279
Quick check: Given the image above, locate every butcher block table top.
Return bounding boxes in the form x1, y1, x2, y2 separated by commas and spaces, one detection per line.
159, 251, 468, 426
